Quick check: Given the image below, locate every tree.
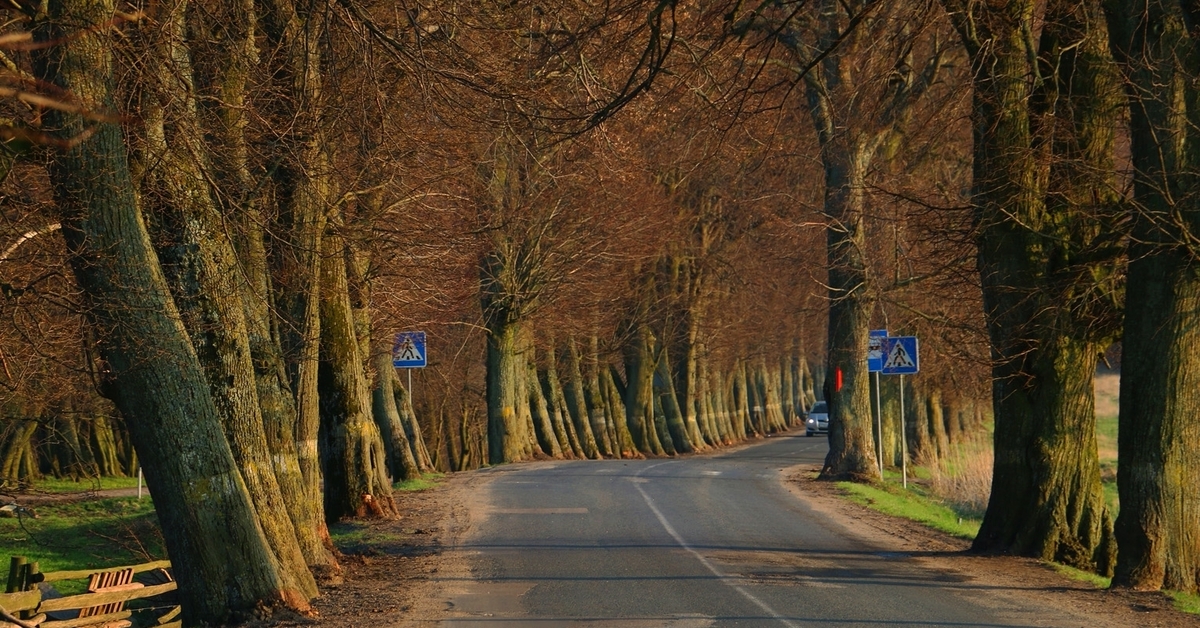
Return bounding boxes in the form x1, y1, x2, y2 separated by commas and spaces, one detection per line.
1105, 0, 1200, 594
941, 0, 1122, 573
732, 0, 950, 479
29, 0, 311, 619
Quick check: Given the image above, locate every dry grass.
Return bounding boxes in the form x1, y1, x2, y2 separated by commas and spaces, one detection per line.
923, 438, 993, 519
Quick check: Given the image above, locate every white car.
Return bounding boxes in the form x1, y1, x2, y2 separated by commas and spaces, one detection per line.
805, 401, 829, 436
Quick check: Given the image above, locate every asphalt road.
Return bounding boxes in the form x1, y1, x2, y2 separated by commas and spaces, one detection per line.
435, 433, 1090, 627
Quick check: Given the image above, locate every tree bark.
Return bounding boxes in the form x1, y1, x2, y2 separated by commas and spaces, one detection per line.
563, 338, 601, 458
1106, 0, 1200, 593
32, 0, 304, 618
140, 0, 317, 598
259, 0, 334, 545
318, 230, 397, 520
941, 0, 1119, 573
372, 348, 421, 481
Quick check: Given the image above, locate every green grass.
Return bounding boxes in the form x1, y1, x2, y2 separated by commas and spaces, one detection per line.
1168, 590, 1200, 615
18, 476, 142, 494
393, 472, 444, 492
836, 481, 981, 539
0, 497, 163, 589
328, 521, 405, 548
1049, 562, 1111, 589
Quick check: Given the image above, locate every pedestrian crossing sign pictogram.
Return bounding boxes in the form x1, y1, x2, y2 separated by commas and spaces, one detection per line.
881, 336, 918, 375
393, 331, 427, 368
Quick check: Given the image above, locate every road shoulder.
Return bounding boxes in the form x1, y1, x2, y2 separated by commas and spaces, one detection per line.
783, 463, 1199, 628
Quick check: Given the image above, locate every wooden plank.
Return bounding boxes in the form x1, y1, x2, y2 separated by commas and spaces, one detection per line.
37, 562, 171, 585
155, 606, 179, 624
40, 609, 131, 628
35, 582, 176, 614
0, 612, 44, 627
0, 589, 42, 613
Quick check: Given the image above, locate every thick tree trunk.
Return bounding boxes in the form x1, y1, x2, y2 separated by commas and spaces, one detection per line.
583, 335, 614, 456
485, 319, 533, 464
818, 140, 878, 480
943, 0, 1118, 573
543, 341, 584, 458
318, 231, 397, 520
189, 0, 335, 574
654, 344, 692, 453
32, 1, 304, 619
140, 2, 317, 599
372, 348, 421, 481
1106, 1, 1200, 593
527, 351, 564, 458
259, 0, 334, 551
563, 338, 601, 459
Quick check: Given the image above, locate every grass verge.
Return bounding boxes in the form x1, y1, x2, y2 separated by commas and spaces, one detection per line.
1168, 591, 1200, 615
22, 476, 143, 494
1049, 562, 1111, 589
393, 472, 444, 492
0, 497, 163, 589
836, 480, 981, 540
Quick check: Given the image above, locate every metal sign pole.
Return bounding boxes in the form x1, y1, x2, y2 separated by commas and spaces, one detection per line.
875, 372, 884, 477
900, 374, 908, 489
408, 368, 412, 397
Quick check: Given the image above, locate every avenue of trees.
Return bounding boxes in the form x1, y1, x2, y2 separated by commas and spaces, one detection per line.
0, 0, 1196, 623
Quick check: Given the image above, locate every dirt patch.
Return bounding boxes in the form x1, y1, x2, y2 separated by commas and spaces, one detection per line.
265, 472, 484, 628
785, 464, 1200, 628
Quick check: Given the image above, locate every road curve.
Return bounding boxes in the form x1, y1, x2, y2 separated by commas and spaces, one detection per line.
427, 433, 1104, 627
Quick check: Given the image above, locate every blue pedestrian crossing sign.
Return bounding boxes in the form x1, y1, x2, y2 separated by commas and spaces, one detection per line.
393, 331, 427, 368
880, 336, 919, 375
867, 329, 888, 373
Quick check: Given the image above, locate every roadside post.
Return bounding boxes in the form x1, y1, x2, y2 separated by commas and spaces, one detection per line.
867, 330, 887, 477
881, 336, 919, 488
393, 331, 428, 394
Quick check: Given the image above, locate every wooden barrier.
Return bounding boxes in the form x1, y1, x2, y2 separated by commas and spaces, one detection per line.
0, 556, 178, 628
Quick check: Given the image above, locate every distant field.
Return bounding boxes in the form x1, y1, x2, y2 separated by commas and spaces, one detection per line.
1094, 373, 1119, 514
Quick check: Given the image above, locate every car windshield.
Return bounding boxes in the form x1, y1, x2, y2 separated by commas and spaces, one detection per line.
811, 402, 827, 413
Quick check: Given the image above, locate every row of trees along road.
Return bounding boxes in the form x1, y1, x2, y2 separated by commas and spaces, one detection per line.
0, 0, 1197, 623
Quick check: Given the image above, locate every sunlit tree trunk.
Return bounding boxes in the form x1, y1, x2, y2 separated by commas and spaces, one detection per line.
372, 348, 420, 481
259, 0, 336, 555
32, 0, 304, 618
563, 337, 601, 458
318, 229, 397, 520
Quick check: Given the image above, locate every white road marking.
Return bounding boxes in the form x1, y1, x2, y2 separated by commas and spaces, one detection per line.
491, 508, 589, 514
633, 463, 800, 628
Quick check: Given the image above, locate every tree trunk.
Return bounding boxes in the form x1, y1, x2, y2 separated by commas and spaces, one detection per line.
140, 1, 317, 598
540, 342, 581, 457
1106, 1, 1200, 593
32, 0, 305, 618
318, 230, 397, 520
654, 344, 692, 453
563, 338, 601, 459
188, 0, 335, 574
527, 350, 564, 458
584, 335, 614, 456
485, 319, 533, 464
372, 348, 421, 481
945, 0, 1118, 573
392, 375, 434, 472
818, 139, 878, 480
259, 0, 334, 550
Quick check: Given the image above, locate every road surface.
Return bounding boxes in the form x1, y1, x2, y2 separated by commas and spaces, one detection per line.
428, 433, 1122, 627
